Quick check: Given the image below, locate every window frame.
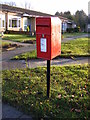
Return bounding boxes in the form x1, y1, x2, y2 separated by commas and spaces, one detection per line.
2, 20, 5, 27
8, 17, 21, 28
0, 14, 5, 28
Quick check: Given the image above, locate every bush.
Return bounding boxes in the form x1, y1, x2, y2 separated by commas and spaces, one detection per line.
73, 27, 79, 32
66, 28, 73, 33
66, 27, 79, 33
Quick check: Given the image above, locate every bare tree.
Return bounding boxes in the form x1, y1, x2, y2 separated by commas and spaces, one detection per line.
2, 1, 16, 6
28, 3, 31, 9
24, 2, 31, 9
9, 2, 16, 6
25, 2, 27, 9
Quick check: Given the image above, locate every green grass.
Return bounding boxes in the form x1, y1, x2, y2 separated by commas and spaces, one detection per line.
2, 64, 89, 119
2, 34, 36, 42
12, 37, 89, 60
2, 41, 12, 47
2, 32, 87, 42
13, 50, 37, 60
63, 32, 87, 38
61, 37, 89, 56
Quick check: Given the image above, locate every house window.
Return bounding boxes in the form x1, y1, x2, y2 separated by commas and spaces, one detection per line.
9, 18, 21, 28
9, 19, 12, 27
19, 20, 20, 27
2, 20, 5, 27
12, 20, 17, 27
0, 18, 1, 28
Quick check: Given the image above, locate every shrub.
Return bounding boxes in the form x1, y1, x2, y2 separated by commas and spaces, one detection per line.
73, 27, 79, 32
66, 28, 73, 33
66, 27, 80, 33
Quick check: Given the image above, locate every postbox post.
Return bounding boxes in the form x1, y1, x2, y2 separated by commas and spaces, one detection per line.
47, 60, 50, 98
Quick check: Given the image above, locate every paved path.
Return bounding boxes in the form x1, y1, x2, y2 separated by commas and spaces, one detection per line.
62, 34, 88, 42
1, 34, 89, 119
2, 103, 33, 119
2, 44, 36, 61
27, 57, 89, 68
2, 57, 89, 70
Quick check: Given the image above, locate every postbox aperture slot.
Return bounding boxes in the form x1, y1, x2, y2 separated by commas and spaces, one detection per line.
36, 25, 50, 27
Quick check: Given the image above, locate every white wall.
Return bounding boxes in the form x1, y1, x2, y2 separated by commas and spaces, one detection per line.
0, 13, 5, 28
62, 22, 67, 32
23, 17, 28, 31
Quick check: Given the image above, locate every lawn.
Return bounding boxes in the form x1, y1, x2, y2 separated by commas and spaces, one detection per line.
63, 32, 87, 38
2, 64, 89, 119
2, 32, 87, 42
2, 41, 12, 47
1, 41, 22, 51
2, 34, 36, 42
61, 37, 89, 57
12, 37, 89, 60
12, 50, 37, 60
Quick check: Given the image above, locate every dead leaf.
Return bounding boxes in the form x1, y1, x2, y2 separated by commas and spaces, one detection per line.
71, 56, 75, 60
75, 109, 81, 113
85, 85, 86, 89
70, 108, 74, 112
57, 94, 61, 99
7, 47, 16, 51
81, 94, 84, 97
72, 95, 74, 98
40, 102, 42, 105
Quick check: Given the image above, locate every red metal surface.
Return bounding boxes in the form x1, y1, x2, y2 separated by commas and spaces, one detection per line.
36, 17, 61, 60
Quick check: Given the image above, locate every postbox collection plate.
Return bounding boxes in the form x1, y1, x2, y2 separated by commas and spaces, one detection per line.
40, 38, 47, 52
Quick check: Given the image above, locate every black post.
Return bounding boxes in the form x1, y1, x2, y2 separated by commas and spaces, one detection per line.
47, 60, 50, 98
62, 21, 63, 35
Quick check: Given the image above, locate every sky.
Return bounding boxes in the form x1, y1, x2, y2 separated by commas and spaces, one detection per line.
0, 0, 89, 15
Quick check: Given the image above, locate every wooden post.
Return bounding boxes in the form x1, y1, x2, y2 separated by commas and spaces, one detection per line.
5, 12, 8, 32
47, 60, 50, 98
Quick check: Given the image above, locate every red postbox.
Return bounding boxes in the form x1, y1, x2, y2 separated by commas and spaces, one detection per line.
36, 17, 61, 60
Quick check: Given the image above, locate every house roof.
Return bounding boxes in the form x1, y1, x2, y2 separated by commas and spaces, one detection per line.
56, 15, 73, 23
0, 4, 73, 23
1, 4, 54, 17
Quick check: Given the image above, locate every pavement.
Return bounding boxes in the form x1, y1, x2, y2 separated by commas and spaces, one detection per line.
2, 57, 89, 70
1, 34, 89, 120
2, 103, 33, 119
62, 34, 88, 42
2, 44, 36, 61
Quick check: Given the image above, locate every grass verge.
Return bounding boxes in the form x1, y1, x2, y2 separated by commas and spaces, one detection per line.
12, 37, 89, 60
2, 64, 89, 119
62, 32, 87, 38
2, 33, 87, 42
2, 41, 22, 51
2, 34, 36, 42
2, 41, 12, 47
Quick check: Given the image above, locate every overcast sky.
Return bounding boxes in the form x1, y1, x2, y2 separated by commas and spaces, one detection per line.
0, 0, 89, 15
